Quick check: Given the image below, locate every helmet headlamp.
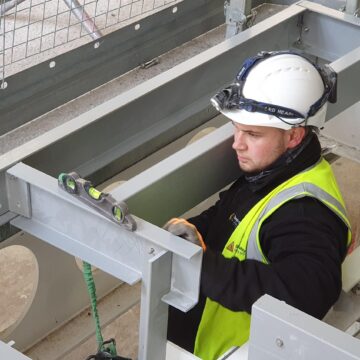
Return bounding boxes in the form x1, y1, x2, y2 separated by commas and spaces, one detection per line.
211, 50, 337, 126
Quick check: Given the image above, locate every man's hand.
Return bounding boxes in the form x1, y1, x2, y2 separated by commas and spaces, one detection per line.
163, 218, 206, 251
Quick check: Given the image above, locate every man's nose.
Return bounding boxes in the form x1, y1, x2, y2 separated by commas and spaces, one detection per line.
232, 131, 247, 151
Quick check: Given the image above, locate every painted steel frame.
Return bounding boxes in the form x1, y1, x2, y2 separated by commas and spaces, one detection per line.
0, 0, 225, 136
0, 341, 31, 360
4, 123, 238, 357
1, 1, 360, 356
6, 162, 203, 360
248, 295, 360, 359
1, 2, 360, 229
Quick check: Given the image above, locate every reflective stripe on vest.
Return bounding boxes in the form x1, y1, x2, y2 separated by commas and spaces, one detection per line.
246, 181, 351, 263
194, 158, 351, 360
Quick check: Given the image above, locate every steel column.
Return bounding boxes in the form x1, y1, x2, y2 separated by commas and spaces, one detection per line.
138, 251, 171, 360
225, 0, 252, 38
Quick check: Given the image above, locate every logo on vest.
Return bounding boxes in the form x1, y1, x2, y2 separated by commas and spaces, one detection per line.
226, 242, 246, 257
226, 242, 235, 252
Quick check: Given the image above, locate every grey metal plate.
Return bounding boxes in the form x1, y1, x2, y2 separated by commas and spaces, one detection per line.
0, 342, 31, 360
249, 295, 360, 359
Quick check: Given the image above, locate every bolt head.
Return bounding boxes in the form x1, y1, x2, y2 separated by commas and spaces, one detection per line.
276, 338, 284, 348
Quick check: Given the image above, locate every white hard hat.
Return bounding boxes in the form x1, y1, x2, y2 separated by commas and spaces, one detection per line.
211, 52, 336, 130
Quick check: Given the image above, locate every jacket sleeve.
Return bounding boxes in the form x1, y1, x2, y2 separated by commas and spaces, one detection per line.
200, 197, 348, 319
187, 183, 239, 243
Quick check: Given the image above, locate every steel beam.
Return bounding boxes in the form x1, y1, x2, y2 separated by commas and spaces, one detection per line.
0, 341, 31, 360
0, 4, 304, 226
225, 0, 252, 38
0, 0, 224, 136
346, 0, 360, 15
249, 294, 360, 359
6, 162, 203, 359
328, 46, 360, 120
298, 1, 360, 61
7, 162, 202, 309
1, 2, 360, 231
111, 122, 239, 226
139, 250, 171, 360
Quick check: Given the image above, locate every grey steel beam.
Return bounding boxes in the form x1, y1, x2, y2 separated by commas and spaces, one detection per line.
328, 46, 360, 120
225, 0, 252, 38
346, 0, 360, 15
7, 162, 202, 305
111, 122, 239, 226
0, 4, 304, 227
6, 162, 203, 359
298, 1, 360, 61
0, 0, 224, 136
249, 294, 360, 359
0, 341, 31, 360
2, 2, 360, 231
138, 250, 171, 360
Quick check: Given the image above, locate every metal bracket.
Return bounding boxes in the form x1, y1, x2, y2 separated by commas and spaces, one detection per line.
6, 173, 31, 218
0, 341, 31, 360
224, 0, 251, 38
6, 162, 203, 360
345, 0, 360, 16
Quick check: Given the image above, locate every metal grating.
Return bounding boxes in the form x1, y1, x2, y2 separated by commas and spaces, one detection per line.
0, 0, 181, 84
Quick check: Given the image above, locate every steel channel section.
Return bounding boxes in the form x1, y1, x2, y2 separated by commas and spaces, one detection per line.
139, 250, 172, 360
0, 341, 31, 360
225, 0, 252, 38
248, 295, 360, 359
110, 122, 239, 226
317, 46, 360, 164
346, 0, 360, 14
7, 163, 202, 359
0, 4, 304, 228
327, 46, 360, 121
7, 163, 202, 306
0, 0, 224, 136
1, 4, 360, 225
298, 1, 360, 61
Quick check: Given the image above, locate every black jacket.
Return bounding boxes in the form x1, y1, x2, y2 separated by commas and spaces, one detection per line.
167, 132, 348, 353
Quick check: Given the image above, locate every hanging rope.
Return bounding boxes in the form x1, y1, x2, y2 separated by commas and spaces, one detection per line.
82, 261, 131, 360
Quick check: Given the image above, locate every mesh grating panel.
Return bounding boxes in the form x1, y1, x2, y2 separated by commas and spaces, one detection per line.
0, 0, 181, 84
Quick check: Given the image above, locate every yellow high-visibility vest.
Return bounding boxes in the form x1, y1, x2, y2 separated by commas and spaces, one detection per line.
194, 158, 351, 360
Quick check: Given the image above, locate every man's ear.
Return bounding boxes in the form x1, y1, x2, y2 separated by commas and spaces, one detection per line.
287, 127, 306, 149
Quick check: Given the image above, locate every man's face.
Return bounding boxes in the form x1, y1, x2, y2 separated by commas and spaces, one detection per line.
232, 122, 294, 173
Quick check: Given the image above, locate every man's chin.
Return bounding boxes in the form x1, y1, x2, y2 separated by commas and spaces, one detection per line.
239, 163, 261, 175
239, 162, 254, 173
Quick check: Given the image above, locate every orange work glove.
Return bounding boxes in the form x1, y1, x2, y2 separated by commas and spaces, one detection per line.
163, 218, 206, 251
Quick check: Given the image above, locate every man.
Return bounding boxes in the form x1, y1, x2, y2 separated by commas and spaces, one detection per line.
164, 51, 352, 360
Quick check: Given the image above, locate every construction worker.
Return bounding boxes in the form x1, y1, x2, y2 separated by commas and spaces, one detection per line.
164, 51, 352, 360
